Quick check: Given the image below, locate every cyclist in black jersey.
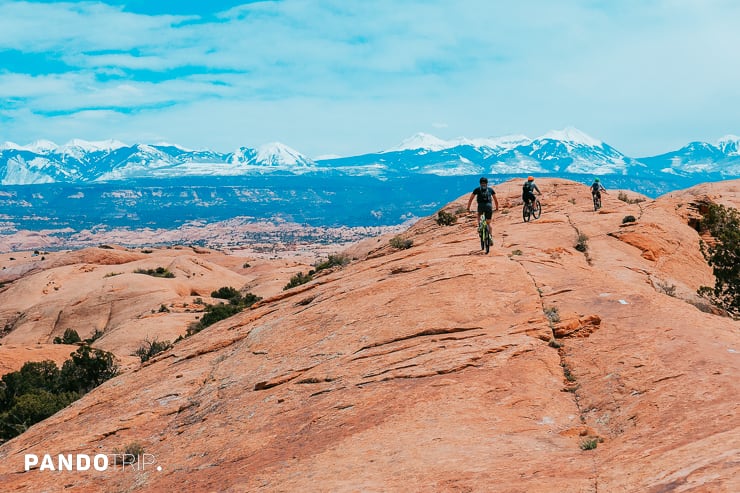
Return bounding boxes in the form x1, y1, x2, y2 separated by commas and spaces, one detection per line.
466, 176, 499, 237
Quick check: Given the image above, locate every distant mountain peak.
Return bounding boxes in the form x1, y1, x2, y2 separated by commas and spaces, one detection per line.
254, 142, 314, 166
718, 134, 740, 143
28, 140, 60, 153
385, 133, 451, 152
62, 139, 129, 153
539, 127, 602, 147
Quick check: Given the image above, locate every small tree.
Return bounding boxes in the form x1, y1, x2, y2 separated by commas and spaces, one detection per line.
59, 345, 118, 394
698, 203, 740, 317
133, 338, 172, 362
53, 328, 81, 345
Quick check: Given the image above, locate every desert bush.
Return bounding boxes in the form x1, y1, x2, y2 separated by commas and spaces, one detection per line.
622, 215, 636, 224
655, 280, 677, 297
0, 345, 116, 441
84, 329, 105, 344
436, 210, 457, 226
510, 249, 523, 256
617, 192, 646, 204
184, 290, 261, 336
389, 236, 413, 250
580, 438, 598, 450
211, 286, 241, 301
575, 233, 589, 252
314, 254, 350, 272
53, 328, 81, 345
134, 267, 175, 278
284, 272, 313, 290
113, 442, 145, 465
59, 345, 118, 394
698, 203, 740, 317
133, 338, 172, 362
544, 306, 561, 323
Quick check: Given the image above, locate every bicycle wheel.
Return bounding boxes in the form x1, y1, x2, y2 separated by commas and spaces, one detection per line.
533, 200, 542, 219
593, 195, 600, 211
478, 219, 486, 250
485, 232, 492, 254
523, 204, 531, 222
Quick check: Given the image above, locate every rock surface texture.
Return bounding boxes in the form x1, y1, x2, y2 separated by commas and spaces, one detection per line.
0, 178, 738, 492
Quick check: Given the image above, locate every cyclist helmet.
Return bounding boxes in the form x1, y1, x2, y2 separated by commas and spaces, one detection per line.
479, 176, 488, 184
594, 177, 600, 182
527, 176, 534, 182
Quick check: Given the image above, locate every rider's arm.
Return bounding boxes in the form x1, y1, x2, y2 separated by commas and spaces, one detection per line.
493, 193, 499, 211
534, 184, 541, 194
466, 192, 475, 212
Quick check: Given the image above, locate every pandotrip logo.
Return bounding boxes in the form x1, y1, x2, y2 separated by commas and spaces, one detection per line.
24, 453, 163, 472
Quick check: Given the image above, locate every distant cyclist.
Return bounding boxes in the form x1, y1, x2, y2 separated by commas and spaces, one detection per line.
591, 177, 606, 202
467, 176, 499, 237
522, 176, 541, 205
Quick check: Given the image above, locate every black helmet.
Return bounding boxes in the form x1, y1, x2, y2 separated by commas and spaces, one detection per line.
479, 176, 488, 184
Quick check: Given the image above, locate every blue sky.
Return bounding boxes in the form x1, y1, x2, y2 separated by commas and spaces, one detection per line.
1, 0, 739, 158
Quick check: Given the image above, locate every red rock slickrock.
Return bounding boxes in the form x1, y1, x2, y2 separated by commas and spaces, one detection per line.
0, 178, 738, 492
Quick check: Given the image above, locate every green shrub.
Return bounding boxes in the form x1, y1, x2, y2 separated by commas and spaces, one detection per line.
53, 328, 81, 345
314, 254, 350, 272
617, 192, 646, 204
389, 236, 413, 250
133, 338, 172, 362
284, 272, 313, 290
580, 438, 598, 450
134, 267, 175, 278
84, 329, 105, 344
698, 203, 740, 317
59, 345, 118, 394
211, 286, 241, 301
436, 210, 457, 226
0, 345, 116, 441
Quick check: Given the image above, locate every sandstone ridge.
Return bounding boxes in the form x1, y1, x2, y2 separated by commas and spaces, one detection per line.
0, 178, 738, 492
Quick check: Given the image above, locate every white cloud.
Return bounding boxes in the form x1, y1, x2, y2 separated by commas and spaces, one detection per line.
0, 0, 738, 156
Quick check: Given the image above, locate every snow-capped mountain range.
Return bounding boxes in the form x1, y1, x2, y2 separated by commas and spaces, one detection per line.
1, 128, 739, 185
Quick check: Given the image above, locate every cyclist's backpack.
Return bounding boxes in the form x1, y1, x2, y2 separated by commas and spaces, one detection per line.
477, 186, 492, 204
523, 182, 533, 193
591, 183, 600, 193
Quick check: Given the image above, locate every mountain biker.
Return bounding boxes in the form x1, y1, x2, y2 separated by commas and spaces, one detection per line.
590, 177, 606, 202
522, 176, 541, 206
467, 176, 499, 237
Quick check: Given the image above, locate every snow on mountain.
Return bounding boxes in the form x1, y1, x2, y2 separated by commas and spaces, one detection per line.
1, 157, 56, 185
2, 131, 740, 184
27, 140, 60, 153
639, 139, 740, 176
718, 135, 740, 156
255, 142, 314, 167
62, 139, 128, 153
384, 133, 452, 153
453, 134, 532, 150
539, 127, 602, 147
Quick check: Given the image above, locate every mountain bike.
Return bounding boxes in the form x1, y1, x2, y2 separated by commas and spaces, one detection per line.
593, 193, 602, 211
523, 198, 541, 222
478, 214, 492, 254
